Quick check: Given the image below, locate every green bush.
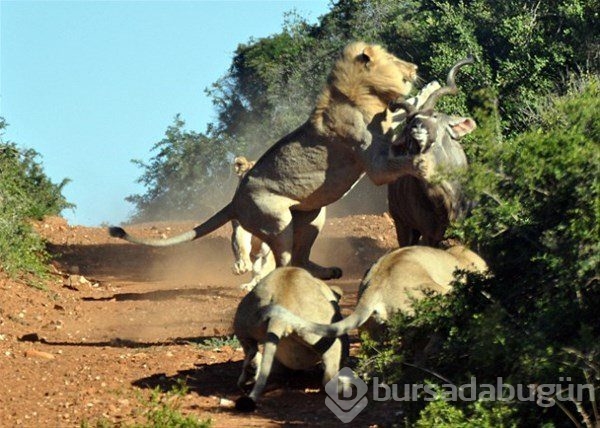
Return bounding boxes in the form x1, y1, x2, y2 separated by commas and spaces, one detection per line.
358, 76, 599, 426
126, 115, 238, 223
415, 397, 516, 428
0, 118, 71, 277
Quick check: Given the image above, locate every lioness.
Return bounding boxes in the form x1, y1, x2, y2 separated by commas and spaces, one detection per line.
265, 245, 487, 339
109, 41, 424, 280
233, 267, 348, 411
230, 156, 275, 290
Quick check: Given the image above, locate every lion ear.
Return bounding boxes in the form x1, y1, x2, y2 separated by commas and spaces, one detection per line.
359, 46, 376, 65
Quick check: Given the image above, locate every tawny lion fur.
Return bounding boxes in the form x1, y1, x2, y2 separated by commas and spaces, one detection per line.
265, 245, 487, 339
230, 156, 275, 290
233, 267, 347, 411
109, 41, 425, 280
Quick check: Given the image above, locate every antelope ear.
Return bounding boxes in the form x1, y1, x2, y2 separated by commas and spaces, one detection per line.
448, 117, 477, 139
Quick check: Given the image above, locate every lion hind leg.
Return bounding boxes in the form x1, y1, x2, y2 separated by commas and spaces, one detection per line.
237, 338, 261, 389
236, 322, 285, 412
291, 208, 342, 279
239, 245, 274, 291
231, 221, 253, 275
321, 338, 344, 386
237, 196, 294, 269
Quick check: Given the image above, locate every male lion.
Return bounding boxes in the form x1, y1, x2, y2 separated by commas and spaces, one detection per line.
230, 156, 275, 290
265, 245, 487, 339
109, 41, 424, 280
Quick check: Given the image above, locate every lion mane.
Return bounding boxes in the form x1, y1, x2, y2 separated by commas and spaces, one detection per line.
312, 41, 418, 137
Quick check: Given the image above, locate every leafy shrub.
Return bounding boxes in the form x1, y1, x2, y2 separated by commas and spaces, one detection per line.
0, 118, 71, 277
415, 396, 516, 428
358, 76, 599, 426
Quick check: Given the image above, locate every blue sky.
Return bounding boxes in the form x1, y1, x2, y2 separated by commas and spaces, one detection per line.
0, 0, 330, 226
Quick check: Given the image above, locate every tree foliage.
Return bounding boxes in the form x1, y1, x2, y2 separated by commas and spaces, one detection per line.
126, 115, 238, 222
128, 0, 598, 221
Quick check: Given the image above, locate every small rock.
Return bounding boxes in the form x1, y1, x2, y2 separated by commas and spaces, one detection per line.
25, 349, 55, 360
219, 398, 235, 408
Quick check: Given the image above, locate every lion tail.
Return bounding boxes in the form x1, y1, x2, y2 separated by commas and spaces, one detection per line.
108, 203, 234, 247
264, 300, 375, 338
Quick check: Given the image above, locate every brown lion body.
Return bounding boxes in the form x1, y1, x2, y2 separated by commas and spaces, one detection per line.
110, 41, 424, 280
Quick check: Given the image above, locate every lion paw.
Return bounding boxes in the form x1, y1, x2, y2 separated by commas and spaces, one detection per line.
235, 396, 256, 412
240, 282, 256, 292
232, 260, 251, 275
414, 153, 436, 180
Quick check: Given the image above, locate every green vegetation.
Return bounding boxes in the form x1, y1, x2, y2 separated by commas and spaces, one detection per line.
0, 118, 71, 278
196, 335, 240, 350
359, 78, 599, 426
126, 115, 239, 222
132, 382, 211, 428
128, 0, 599, 222
81, 381, 211, 428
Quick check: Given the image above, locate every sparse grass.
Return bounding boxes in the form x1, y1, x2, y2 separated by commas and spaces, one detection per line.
196, 335, 240, 350
133, 381, 211, 428
82, 380, 212, 428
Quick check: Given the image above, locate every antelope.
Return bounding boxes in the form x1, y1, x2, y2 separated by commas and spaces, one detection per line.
388, 58, 476, 247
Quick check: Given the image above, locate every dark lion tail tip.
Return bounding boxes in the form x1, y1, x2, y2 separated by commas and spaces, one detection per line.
235, 396, 256, 412
108, 226, 126, 238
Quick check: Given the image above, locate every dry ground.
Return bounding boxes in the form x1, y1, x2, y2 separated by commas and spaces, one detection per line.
0, 214, 402, 427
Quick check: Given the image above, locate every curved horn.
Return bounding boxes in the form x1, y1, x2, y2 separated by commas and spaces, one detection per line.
421, 56, 475, 111
389, 97, 417, 115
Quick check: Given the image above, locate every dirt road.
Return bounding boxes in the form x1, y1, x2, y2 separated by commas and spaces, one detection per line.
0, 215, 399, 427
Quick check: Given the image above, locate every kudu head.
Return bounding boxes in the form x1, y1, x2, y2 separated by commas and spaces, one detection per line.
390, 57, 477, 156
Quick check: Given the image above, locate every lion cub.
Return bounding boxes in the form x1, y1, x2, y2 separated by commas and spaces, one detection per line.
233, 267, 348, 411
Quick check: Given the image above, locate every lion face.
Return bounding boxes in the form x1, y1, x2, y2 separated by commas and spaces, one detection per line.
233, 156, 255, 177
360, 45, 418, 102
323, 42, 418, 117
